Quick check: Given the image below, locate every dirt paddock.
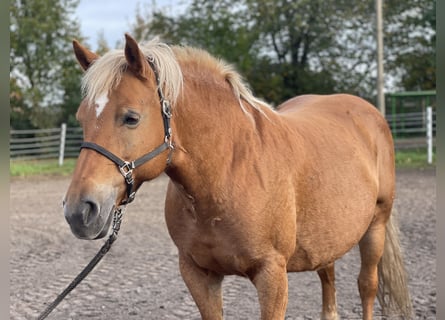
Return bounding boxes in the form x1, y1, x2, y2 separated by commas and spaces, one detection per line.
10, 168, 436, 319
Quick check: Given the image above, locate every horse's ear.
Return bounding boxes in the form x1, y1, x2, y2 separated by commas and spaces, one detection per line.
124, 33, 150, 80
73, 40, 99, 71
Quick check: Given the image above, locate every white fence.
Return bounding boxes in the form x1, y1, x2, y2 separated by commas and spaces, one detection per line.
10, 108, 437, 165
10, 124, 83, 165
386, 106, 436, 163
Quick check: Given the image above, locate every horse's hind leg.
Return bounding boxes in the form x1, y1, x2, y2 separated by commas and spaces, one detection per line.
357, 212, 387, 320
317, 263, 339, 320
179, 253, 224, 320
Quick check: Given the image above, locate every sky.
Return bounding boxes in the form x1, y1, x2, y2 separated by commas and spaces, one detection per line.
75, 0, 188, 50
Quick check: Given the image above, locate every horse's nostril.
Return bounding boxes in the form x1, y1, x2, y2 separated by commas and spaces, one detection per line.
80, 200, 99, 225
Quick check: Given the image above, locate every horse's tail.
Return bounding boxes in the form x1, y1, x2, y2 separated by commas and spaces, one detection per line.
377, 213, 413, 318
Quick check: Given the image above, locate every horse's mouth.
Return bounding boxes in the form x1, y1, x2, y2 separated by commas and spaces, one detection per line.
93, 208, 114, 239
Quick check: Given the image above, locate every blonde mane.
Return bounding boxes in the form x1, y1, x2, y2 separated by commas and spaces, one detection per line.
81, 38, 271, 113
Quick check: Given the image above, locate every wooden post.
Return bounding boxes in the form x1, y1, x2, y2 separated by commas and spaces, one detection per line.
376, 0, 385, 116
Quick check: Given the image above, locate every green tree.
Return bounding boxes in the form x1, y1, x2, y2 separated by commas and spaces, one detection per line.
132, 0, 372, 104
10, 0, 83, 129
131, 0, 435, 106
384, 0, 436, 91
9, 77, 32, 130
133, 0, 260, 69
243, 0, 358, 102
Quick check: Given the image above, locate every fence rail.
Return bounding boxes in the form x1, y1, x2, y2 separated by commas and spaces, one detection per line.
386, 107, 436, 164
10, 108, 437, 165
386, 110, 436, 139
10, 124, 83, 164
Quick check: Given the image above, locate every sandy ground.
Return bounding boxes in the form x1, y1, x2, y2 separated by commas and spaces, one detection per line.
10, 168, 436, 319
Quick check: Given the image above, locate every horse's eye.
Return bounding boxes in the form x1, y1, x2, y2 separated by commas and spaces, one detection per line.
123, 112, 140, 127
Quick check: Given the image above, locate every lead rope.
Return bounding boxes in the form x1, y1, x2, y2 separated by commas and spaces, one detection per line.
37, 206, 125, 320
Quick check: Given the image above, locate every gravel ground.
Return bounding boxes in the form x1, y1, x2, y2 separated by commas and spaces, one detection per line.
10, 168, 436, 319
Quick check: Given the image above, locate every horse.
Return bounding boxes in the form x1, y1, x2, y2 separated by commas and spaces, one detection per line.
63, 33, 413, 319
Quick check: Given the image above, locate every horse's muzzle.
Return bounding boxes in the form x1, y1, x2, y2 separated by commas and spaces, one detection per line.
63, 195, 115, 240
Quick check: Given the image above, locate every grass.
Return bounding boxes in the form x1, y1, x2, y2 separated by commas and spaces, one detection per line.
10, 148, 435, 177
10, 158, 77, 177
395, 148, 435, 169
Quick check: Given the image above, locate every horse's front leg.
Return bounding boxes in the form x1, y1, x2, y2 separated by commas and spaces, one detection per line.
179, 253, 224, 320
250, 254, 289, 320
317, 263, 339, 320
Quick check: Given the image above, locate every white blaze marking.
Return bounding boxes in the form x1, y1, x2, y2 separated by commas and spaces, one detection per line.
95, 93, 109, 117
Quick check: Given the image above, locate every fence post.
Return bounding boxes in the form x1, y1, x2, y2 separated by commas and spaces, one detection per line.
59, 123, 67, 166
426, 106, 433, 164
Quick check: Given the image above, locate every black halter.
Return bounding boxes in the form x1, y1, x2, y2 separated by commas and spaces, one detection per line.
80, 57, 173, 205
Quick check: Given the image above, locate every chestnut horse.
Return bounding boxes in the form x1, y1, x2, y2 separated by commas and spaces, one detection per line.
64, 34, 412, 319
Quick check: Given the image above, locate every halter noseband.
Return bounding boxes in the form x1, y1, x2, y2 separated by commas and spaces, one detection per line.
80, 57, 173, 205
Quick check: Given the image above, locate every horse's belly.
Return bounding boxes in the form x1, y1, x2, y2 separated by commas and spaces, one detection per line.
287, 244, 354, 272
287, 203, 376, 272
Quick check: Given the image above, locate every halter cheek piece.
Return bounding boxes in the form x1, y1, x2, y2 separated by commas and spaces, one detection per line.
80, 57, 173, 205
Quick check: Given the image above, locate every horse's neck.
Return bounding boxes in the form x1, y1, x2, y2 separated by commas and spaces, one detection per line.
166, 81, 280, 200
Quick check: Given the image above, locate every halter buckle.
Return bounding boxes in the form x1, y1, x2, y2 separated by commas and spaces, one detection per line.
119, 161, 135, 185
165, 129, 174, 149
162, 100, 172, 118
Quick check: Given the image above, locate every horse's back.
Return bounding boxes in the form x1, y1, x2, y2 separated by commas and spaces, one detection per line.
277, 94, 394, 164
278, 93, 384, 125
